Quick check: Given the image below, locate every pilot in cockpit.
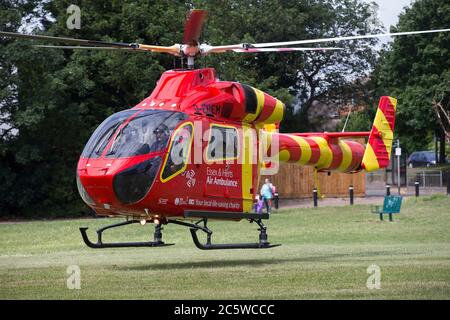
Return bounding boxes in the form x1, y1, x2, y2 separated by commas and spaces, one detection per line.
111, 123, 149, 156
149, 124, 170, 152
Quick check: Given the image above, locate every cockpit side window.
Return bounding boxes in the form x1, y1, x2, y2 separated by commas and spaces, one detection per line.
206, 125, 239, 161
161, 122, 193, 182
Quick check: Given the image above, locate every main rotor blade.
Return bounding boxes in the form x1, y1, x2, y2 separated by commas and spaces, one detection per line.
183, 9, 207, 45
200, 44, 341, 54
0, 31, 130, 48
249, 28, 450, 48
232, 47, 343, 52
33, 45, 139, 51
0, 31, 182, 55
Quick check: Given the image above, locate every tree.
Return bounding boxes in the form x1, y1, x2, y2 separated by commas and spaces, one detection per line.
373, 0, 450, 161
0, 0, 52, 216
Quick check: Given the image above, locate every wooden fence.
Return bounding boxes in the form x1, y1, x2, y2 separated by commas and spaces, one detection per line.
259, 163, 366, 198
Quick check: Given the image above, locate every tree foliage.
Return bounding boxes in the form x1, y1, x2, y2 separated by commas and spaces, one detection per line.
373, 0, 450, 157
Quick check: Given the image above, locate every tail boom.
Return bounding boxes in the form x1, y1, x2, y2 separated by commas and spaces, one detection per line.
267, 132, 366, 173
264, 96, 397, 174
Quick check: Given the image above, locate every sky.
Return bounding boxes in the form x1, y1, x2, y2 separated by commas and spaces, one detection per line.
368, 0, 414, 30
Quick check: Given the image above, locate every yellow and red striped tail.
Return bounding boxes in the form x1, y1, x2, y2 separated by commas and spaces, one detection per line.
361, 96, 397, 172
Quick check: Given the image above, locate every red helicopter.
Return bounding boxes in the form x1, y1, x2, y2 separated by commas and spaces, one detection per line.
2, 10, 449, 250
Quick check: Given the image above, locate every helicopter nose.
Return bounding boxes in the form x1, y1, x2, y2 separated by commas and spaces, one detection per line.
76, 173, 96, 206
77, 166, 116, 206
112, 157, 162, 204
77, 156, 162, 207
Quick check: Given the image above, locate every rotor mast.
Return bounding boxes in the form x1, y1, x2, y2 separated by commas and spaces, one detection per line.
181, 44, 200, 69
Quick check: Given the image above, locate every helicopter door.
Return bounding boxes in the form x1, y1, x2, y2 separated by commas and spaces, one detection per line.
204, 123, 242, 202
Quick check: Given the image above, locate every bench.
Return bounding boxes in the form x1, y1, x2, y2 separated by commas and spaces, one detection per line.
371, 195, 403, 221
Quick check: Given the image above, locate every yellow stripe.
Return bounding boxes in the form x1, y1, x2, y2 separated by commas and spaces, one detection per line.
382, 136, 394, 157
263, 100, 285, 124
337, 140, 353, 172
373, 109, 393, 136
242, 124, 253, 212
263, 123, 277, 132
244, 88, 264, 123
389, 97, 398, 110
362, 143, 379, 172
278, 149, 291, 162
310, 137, 333, 169
290, 135, 312, 165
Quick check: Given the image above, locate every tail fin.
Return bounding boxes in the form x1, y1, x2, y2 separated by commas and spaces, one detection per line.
361, 96, 397, 172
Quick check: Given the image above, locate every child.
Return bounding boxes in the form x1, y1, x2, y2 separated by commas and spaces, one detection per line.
254, 194, 264, 214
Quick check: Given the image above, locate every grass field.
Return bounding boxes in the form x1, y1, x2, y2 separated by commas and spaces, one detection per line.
1, 195, 449, 299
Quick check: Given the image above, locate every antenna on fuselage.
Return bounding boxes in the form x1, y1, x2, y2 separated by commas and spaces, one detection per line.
187, 56, 195, 69
342, 104, 353, 132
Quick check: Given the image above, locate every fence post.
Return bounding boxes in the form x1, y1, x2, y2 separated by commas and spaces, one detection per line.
313, 188, 318, 207
386, 184, 391, 196
447, 171, 450, 196
422, 171, 426, 187
440, 170, 443, 188
349, 185, 354, 205
274, 192, 279, 209
415, 181, 419, 197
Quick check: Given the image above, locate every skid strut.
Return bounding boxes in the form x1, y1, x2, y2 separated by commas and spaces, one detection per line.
170, 218, 281, 250
79, 220, 174, 248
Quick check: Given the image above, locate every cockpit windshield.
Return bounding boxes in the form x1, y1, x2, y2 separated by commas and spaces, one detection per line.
81, 110, 135, 158
81, 110, 188, 159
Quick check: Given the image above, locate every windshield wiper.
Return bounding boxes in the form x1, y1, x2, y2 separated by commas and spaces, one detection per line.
106, 151, 116, 156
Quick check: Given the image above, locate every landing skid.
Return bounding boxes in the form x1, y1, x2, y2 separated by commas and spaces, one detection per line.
170, 219, 281, 250
80, 217, 280, 250
79, 220, 174, 248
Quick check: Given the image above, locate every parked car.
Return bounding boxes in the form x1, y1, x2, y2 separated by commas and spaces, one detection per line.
407, 151, 436, 168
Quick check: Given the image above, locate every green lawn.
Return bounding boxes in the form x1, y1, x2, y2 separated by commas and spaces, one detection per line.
1, 195, 449, 299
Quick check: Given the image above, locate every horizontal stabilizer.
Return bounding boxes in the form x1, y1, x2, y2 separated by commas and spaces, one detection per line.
293, 132, 370, 139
